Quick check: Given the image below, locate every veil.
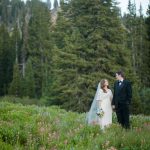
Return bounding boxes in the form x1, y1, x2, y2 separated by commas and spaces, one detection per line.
86, 82, 101, 125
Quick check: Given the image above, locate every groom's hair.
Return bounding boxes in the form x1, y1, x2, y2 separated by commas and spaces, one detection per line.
116, 70, 125, 78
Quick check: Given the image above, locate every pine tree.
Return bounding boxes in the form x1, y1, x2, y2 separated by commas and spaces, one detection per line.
28, 0, 53, 98
144, 4, 150, 87
21, 7, 30, 77
125, 0, 137, 74
54, 0, 58, 10
8, 63, 22, 97
49, 0, 134, 112
23, 58, 35, 98
0, 24, 15, 95
10, 0, 25, 25
123, 2, 149, 87
135, 4, 148, 86
47, 0, 51, 10
0, 0, 10, 24
122, 1, 149, 113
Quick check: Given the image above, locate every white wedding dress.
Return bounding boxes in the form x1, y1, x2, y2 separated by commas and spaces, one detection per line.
87, 83, 113, 129
96, 88, 113, 129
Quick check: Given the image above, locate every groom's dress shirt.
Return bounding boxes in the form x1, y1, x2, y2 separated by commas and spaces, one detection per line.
119, 79, 123, 86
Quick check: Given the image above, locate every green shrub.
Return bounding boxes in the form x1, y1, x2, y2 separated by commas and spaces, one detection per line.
0, 96, 39, 106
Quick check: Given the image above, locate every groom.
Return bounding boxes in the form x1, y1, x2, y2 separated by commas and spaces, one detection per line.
112, 71, 132, 129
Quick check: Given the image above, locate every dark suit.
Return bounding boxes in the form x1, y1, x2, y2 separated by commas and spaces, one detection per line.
112, 80, 132, 129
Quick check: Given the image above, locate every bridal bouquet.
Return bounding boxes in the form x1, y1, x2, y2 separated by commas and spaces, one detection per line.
96, 108, 104, 118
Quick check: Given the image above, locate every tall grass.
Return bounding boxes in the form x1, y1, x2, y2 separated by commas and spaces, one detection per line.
0, 101, 150, 150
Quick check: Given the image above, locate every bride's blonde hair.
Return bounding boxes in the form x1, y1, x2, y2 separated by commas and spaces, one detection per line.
100, 79, 109, 93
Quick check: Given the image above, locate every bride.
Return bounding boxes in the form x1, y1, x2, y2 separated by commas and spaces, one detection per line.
87, 79, 113, 129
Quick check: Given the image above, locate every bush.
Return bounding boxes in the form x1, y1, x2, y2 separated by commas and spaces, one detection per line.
0, 96, 40, 106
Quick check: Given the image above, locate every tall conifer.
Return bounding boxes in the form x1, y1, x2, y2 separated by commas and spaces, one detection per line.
49, 0, 134, 112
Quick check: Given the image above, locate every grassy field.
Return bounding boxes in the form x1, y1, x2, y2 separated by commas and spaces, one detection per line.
0, 101, 150, 150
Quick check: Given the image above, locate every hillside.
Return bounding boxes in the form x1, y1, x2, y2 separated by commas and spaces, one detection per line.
0, 102, 150, 150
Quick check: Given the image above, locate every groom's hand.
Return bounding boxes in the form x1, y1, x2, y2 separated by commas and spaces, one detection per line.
112, 105, 116, 111
112, 105, 115, 109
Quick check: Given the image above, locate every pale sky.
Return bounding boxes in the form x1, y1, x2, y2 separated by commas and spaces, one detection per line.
22, 0, 149, 16
116, 0, 149, 16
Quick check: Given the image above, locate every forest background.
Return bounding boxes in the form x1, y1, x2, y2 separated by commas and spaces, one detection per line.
0, 0, 150, 115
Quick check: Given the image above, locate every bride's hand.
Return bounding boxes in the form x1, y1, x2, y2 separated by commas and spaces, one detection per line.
112, 105, 116, 111
112, 105, 115, 109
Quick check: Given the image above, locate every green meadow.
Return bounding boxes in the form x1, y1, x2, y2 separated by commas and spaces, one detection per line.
0, 101, 150, 150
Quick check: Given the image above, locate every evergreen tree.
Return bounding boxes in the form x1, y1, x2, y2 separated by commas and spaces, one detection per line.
122, 1, 149, 113
8, 63, 22, 97
0, 0, 147, 114
0, 0, 10, 24
47, 0, 51, 10
54, 0, 58, 9
125, 0, 137, 74
123, 3, 149, 84
20, 7, 30, 77
28, 0, 53, 98
135, 4, 149, 86
144, 4, 150, 87
23, 58, 35, 98
49, 0, 134, 112
0, 25, 15, 95
10, 0, 25, 25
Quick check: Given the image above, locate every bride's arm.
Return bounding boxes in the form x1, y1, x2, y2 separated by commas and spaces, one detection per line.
110, 90, 115, 110
97, 100, 102, 108
110, 90, 113, 103
96, 89, 103, 108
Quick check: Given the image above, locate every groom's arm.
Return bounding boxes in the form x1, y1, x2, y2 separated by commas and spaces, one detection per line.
127, 81, 132, 104
112, 83, 116, 106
